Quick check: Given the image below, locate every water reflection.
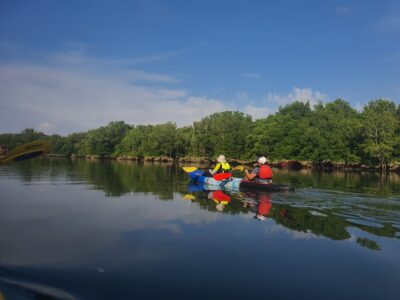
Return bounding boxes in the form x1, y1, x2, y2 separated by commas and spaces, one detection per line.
276, 168, 400, 196
185, 184, 400, 248
1, 159, 400, 299
0, 159, 187, 198
1, 160, 399, 246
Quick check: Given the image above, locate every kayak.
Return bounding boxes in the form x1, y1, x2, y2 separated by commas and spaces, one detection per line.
188, 170, 294, 192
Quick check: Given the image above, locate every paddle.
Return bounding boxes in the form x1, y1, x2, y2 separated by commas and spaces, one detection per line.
182, 166, 201, 173
233, 165, 244, 171
182, 165, 243, 173
181, 166, 232, 181
183, 194, 196, 200
0, 140, 51, 165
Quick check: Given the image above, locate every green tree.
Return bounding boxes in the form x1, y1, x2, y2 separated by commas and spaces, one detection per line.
361, 99, 399, 168
246, 102, 312, 160
189, 111, 252, 158
76, 121, 131, 156
308, 99, 361, 163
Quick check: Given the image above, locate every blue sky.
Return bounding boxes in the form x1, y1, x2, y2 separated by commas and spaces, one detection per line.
0, 0, 399, 135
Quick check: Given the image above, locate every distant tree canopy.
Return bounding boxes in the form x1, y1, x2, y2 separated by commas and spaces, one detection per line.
1, 99, 400, 167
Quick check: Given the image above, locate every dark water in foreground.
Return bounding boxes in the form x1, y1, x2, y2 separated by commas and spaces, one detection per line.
1, 159, 400, 300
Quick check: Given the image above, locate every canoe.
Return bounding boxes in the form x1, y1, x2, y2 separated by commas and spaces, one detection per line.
188, 170, 294, 192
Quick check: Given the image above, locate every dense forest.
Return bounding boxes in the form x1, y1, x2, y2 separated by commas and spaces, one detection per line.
1, 98, 400, 167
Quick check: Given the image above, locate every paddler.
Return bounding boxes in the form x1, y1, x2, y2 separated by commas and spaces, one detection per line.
208, 190, 231, 212
244, 156, 273, 184
209, 154, 231, 175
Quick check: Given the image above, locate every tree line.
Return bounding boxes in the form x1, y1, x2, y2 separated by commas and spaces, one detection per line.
1, 98, 400, 167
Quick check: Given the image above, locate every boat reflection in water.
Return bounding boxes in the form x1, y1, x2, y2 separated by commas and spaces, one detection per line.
239, 191, 273, 221
185, 182, 398, 251
1, 160, 400, 299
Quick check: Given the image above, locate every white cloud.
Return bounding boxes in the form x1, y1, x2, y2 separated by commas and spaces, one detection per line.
355, 101, 364, 112
36, 122, 57, 135
265, 87, 328, 107
0, 188, 233, 266
243, 104, 275, 120
50, 48, 189, 67
0, 53, 232, 135
0, 51, 330, 135
264, 223, 323, 240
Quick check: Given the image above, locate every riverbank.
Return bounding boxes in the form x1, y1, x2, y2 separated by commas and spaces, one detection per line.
44, 154, 400, 172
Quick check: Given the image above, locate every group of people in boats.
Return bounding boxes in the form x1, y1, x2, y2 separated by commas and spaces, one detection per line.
209, 154, 273, 184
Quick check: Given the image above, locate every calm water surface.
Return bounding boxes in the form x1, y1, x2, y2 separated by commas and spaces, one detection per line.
1, 159, 400, 300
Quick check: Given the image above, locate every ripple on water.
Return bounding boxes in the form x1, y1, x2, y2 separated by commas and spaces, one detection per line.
346, 218, 385, 228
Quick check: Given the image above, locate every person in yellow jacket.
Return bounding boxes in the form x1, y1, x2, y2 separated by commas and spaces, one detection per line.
209, 155, 231, 175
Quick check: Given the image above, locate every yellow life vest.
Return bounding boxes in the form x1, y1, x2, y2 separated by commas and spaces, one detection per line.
212, 162, 231, 173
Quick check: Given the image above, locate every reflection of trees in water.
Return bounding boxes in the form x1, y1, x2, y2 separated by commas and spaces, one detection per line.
3, 160, 398, 247
185, 190, 395, 250
275, 169, 400, 196
4, 159, 188, 199
270, 203, 351, 240
74, 161, 187, 198
6, 160, 400, 197
357, 238, 381, 251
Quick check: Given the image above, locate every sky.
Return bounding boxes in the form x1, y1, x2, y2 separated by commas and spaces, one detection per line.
0, 0, 399, 135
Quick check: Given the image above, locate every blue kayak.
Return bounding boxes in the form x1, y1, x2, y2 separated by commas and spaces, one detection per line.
188, 170, 294, 192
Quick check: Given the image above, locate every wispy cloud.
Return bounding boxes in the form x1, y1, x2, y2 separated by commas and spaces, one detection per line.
0, 49, 331, 135
243, 104, 274, 120
36, 122, 57, 135
49, 48, 190, 67
336, 6, 351, 15
0, 52, 232, 135
265, 87, 328, 107
242, 72, 261, 79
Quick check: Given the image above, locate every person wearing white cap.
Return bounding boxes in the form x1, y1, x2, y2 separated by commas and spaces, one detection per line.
244, 156, 273, 184
209, 154, 231, 175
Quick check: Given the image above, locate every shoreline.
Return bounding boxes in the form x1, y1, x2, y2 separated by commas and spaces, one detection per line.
44, 154, 400, 173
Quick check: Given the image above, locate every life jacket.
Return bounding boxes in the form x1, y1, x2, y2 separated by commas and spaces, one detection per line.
258, 196, 272, 216
259, 164, 273, 179
212, 190, 231, 205
215, 162, 231, 173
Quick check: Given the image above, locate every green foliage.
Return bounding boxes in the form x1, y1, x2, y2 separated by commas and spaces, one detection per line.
116, 122, 177, 157
360, 99, 399, 167
1, 98, 399, 167
0, 128, 46, 150
75, 121, 131, 156
189, 111, 252, 158
308, 99, 362, 163
246, 102, 312, 160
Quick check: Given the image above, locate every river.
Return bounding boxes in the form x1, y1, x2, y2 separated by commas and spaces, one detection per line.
0, 159, 399, 299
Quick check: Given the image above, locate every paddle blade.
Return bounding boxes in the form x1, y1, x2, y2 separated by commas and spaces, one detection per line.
233, 165, 244, 171
183, 194, 196, 200
182, 166, 198, 173
213, 173, 232, 181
